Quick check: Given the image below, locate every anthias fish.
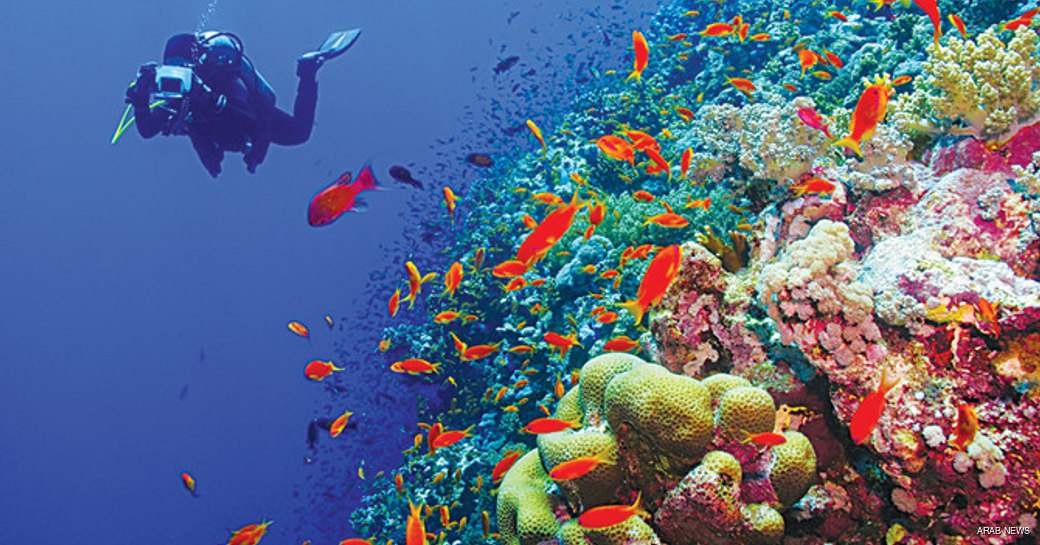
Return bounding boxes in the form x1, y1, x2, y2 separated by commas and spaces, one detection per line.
308, 164, 381, 227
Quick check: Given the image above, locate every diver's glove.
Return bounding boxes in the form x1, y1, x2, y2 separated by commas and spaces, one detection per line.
127, 62, 158, 107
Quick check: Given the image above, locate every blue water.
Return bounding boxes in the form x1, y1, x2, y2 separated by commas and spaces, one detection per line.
0, 1, 653, 543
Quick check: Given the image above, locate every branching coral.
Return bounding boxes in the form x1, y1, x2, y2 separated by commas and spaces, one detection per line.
891, 26, 1040, 142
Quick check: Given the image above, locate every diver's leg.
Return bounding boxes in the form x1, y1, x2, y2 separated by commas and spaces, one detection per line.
270, 72, 317, 146
190, 134, 224, 177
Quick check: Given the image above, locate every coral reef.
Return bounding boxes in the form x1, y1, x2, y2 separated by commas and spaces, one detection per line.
496, 353, 817, 545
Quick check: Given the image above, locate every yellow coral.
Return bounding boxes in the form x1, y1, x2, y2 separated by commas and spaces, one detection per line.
715, 386, 777, 440
496, 450, 560, 545
702, 373, 752, 404
769, 431, 818, 507
894, 26, 1040, 142
742, 503, 785, 545
538, 429, 623, 508
579, 352, 641, 425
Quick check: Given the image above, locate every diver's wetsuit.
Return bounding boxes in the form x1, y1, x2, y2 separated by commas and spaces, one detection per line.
129, 33, 319, 177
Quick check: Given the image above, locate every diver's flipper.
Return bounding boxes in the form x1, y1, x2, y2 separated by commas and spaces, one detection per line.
302, 29, 362, 63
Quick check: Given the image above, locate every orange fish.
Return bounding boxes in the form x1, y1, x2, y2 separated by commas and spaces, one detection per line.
912, 0, 942, 44
627, 30, 649, 82
597, 135, 636, 165
829, 11, 848, 22
434, 310, 462, 324
684, 197, 711, 211
394, 473, 405, 496
645, 202, 689, 228
782, 83, 798, 92
427, 422, 443, 454
680, 148, 693, 180
948, 14, 967, 38
849, 368, 901, 444
227, 520, 273, 545
403, 261, 437, 309
700, 22, 734, 37
604, 335, 641, 352
493, 260, 529, 278
330, 409, 354, 438
515, 191, 584, 266
304, 360, 343, 381
526, 119, 546, 151
668, 32, 688, 41
577, 492, 647, 529
554, 375, 566, 398
181, 471, 198, 497
835, 75, 894, 157
1002, 9, 1040, 31
431, 425, 474, 449
443, 186, 458, 219
443, 261, 463, 298
339, 540, 373, 545
950, 404, 978, 451
543, 331, 582, 358
406, 500, 427, 545
522, 214, 538, 230
550, 449, 615, 481
675, 106, 695, 123
811, 70, 832, 81
737, 23, 749, 42
462, 342, 501, 362
625, 130, 660, 152
599, 269, 620, 279
308, 164, 381, 227
750, 32, 771, 41
892, 74, 913, 86
797, 48, 821, 77
287, 321, 309, 338
633, 190, 655, 202
791, 177, 837, 197
509, 344, 535, 354
742, 431, 787, 447
726, 76, 756, 94
823, 49, 844, 69
492, 449, 522, 483
618, 245, 681, 324
471, 247, 486, 272
391, 358, 441, 374
504, 276, 528, 292
378, 339, 391, 352
596, 311, 619, 324
643, 148, 672, 179
523, 417, 580, 434
388, 288, 402, 317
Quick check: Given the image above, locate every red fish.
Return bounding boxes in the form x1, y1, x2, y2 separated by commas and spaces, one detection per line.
949, 403, 978, 450
463, 342, 501, 362
618, 245, 681, 324
550, 449, 615, 481
726, 77, 756, 94
391, 358, 441, 374
604, 335, 641, 352
443, 261, 463, 298
431, 425, 474, 449
633, 190, 655, 202
625, 130, 660, 152
577, 492, 647, 529
523, 417, 580, 434
493, 260, 529, 278
492, 449, 523, 483
835, 76, 895, 157
849, 368, 901, 444
627, 31, 649, 82
892, 75, 913, 86
823, 49, 844, 69
388, 288, 401, 317
597, 135, 636, 165
181, 472, 199, 497
912, 0, 942, 44
515, 192, 584, 266
742, 431, 787, 447
406, 500, 427, 545
791, 177, 837, 197
797, 107, 832, 137
307, 164, 380, 227
304, 360, 343, 381
287, 321, 309, 338
680, 148, 692, 180
543, 331, 582, 358
227, 520, 273, 545
700, 22, 734, 37
675, 106, 695, 123
330, 409, 354, 438
828, 11, 848, 22
948, 14, 967, 38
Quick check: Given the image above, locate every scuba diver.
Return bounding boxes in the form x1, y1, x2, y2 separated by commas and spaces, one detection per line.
125, 29, 360, 177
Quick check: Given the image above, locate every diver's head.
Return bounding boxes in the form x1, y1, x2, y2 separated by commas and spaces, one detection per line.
196, 31, 244, 70
163, 33, 200, 66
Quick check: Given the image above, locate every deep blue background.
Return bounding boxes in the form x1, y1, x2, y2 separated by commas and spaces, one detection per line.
0, 1, 655, 543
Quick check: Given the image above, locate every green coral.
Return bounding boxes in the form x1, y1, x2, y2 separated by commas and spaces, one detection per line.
701, 373, 752, 404
770, 431, 818, 508
892, 26, 1040, 142
496, 451, 560, 545
715, 385, 777, 441
538, 429, 622, 508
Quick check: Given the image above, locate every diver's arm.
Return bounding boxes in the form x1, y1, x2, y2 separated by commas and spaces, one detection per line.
127, 63, 163, 138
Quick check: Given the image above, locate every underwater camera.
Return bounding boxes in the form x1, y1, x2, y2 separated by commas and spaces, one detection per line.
153, 65, 194, 100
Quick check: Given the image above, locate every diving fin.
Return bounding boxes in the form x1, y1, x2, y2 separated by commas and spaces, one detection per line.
301, 28, 362, 63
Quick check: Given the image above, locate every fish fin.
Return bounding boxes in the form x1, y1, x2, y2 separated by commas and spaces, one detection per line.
352, 198, 369, 212
833, 137, 863, 158
617, 300, 646, 325
354, 163, 382, 191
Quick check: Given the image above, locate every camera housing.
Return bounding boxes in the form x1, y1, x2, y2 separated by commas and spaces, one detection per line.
153, 65, 194, 100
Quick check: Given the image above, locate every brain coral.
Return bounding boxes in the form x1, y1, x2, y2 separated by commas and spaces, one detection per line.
496, 353, 818, 545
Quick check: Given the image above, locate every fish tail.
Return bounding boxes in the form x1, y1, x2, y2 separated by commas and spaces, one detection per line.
617, 300, 646, 325
355, 163, 382, 191
626, 70, 640, 82
833, 137, 863, 158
